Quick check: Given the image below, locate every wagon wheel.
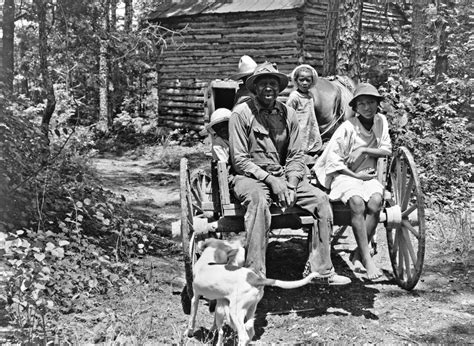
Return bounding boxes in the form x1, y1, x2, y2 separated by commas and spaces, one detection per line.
384, 146, 426, 290
190, 168, 212, 215
180, 158, 199, 314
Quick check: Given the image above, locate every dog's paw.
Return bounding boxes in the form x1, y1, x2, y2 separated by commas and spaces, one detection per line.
184, 328, 194, 338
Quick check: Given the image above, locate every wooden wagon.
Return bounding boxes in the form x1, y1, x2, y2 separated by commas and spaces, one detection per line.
179, 80, 426, 313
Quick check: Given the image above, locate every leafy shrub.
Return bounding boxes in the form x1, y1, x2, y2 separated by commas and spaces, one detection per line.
0, 109, 170, 342
93, 113, 170, 154
380, 75, 472, 210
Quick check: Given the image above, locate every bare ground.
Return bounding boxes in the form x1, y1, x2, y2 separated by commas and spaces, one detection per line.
73, 146, 473, 345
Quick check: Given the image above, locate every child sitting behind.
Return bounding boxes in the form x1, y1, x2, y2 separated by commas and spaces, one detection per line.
286, 64, 323, 163
202, 108, 231, 163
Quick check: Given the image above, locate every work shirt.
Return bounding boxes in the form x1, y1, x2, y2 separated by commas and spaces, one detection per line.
229, 97, 306, 184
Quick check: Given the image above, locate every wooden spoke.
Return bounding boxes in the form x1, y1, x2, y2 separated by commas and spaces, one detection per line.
400, 159, 407, 199
401, 175, 414, 211
402, 227, 418, 266
385, 147, 426, 290
400, 231, 412, 282
402, 204, 417, 219
402, 219, 420, 239
394, 160, 402, 202
392, 227, 399, 256
190, 168, 212, 215
397, 229, 404, 279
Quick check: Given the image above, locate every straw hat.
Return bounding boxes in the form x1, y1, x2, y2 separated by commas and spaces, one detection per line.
229, 55, 258, 81
349, 83, 384, 108
200, 108, 232, 135
245, 62, 289, 94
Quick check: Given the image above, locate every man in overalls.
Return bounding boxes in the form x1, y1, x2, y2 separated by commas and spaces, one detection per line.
229, 62, 351, 285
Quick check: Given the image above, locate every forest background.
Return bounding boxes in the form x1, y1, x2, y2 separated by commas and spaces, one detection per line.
0, 0, 472, 343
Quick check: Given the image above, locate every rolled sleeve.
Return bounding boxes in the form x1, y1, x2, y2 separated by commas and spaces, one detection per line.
377, 114, 392, 153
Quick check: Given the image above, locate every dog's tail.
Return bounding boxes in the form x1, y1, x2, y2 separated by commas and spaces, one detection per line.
258, 273, 316, 289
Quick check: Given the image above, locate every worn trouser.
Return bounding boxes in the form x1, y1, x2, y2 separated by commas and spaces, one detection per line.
230, 175, 333, 276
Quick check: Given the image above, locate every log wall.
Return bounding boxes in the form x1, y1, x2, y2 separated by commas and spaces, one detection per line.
301, 0, 331, 68
155, 9, 312, 130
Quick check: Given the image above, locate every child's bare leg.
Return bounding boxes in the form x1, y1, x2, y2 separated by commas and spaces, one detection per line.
366, 193, 382, 239
363, 194, 383, 279
349, 196, 381, 279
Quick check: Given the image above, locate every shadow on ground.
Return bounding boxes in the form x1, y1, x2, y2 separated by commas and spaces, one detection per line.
253, 237, 383, 340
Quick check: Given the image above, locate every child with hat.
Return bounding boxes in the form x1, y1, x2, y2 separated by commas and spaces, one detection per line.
313, 82, 392, 280
202, 108, 231, 163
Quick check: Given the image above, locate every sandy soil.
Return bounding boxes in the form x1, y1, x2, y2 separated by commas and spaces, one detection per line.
86, 150, 473, 344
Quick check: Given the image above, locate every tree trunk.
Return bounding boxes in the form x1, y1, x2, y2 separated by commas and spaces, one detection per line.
323, 0, 340, 76
2, 0, 15, 94
98, 0, 111, 132
336, 0, 362, 81
409, 0, 430, 77
35, 0, 56, 141
434, 0, 450, 82
124, 0, 133, 31
110, 0, 117, 29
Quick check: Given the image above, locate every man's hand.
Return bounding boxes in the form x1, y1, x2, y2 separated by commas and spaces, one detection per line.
264, 175, 295, 208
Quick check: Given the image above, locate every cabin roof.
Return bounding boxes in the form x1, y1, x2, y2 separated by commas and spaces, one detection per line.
148, 0, 305, 20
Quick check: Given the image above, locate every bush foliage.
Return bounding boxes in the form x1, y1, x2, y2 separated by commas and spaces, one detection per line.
0, 108, 174, 342
381, 75, 472, 210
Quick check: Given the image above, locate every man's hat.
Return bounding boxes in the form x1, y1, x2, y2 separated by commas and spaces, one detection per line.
245, 62, 289, 94
229, 55, 258, 81
349, 83, 384, 107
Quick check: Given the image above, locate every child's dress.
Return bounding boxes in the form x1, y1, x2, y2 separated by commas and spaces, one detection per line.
286, 90, 322, 155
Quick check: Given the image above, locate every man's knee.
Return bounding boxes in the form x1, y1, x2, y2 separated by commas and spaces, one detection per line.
308, 187, 332, 217
248, 189, 268, 205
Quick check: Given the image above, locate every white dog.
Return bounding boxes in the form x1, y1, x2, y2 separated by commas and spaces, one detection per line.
185, 238, 318, 345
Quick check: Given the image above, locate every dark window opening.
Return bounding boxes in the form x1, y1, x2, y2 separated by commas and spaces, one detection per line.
213, 88, 236, 110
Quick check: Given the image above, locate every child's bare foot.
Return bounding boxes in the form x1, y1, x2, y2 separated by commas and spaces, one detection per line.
363, 257, 382, 280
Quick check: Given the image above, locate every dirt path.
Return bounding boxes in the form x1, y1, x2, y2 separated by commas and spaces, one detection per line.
90, 153, 473, 344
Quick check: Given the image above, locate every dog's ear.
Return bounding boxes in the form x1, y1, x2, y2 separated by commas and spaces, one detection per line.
230, 235, 246, 249
213, 244, 233, 263
224, 248, 239, 263
197, 238, 214, 252
225, 247, 245, 266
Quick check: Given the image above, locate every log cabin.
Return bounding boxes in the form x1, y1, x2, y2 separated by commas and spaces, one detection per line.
148, 0, 410, 131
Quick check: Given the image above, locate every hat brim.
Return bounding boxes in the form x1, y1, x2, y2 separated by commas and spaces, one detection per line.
201, 116, 229, 136
246, 72, 289, 93
229, 71, 254, 81
349, 94, 384, 107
